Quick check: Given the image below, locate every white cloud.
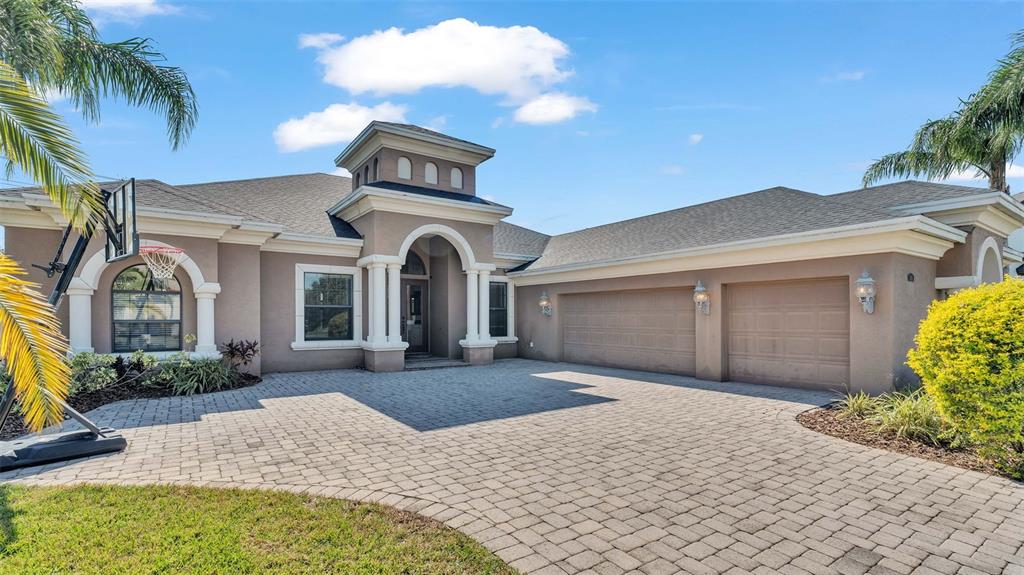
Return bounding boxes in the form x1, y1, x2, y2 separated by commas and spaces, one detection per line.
514, 93, 597, 125
481, 194, 497, 202
660, 165, 686, 175
299, 33, 345, 50
332, 167, 352, 178
274, 102, 407, 152
689, 133, 703, 145
80, 0, 178, 21
424, 115, 448, 132
821, 70, 866, 83
313, 18, 573, 101
946, 164, 1024, 182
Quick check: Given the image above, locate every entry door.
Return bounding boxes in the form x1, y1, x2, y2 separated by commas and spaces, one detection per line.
402, 280, 428, 353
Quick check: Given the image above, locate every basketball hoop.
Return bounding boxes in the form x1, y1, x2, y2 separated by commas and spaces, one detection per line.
138, 246, 184, 279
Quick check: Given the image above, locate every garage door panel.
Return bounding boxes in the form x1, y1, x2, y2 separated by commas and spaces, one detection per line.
562, 288, 695, 375
728, 279, 850, 389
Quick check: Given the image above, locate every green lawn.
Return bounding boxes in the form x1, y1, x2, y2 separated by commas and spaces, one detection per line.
0, 484, 516, 575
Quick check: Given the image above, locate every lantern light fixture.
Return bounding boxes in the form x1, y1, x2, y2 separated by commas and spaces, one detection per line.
693, 281, 710, 315
855, 271, 876, 314
538, 291, 552, 316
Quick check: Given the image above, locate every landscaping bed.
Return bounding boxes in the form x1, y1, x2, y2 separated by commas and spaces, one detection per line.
0, 484, 515, 575
798, 404, 1004, 478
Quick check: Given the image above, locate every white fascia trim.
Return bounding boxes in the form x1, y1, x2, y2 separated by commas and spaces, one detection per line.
328, 186, 513, 225
357, 254, 403, 267
335, 121, 495, 168
293, 263, 363, 350
509, 216, 966, 281
935, 276, 977, 290
263, 233, 363, 257
891, 192, 1024, 223
1003, 245, 1024, 264
494, 252, 539, 262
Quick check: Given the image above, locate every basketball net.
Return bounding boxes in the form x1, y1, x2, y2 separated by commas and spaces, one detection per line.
138, 246, 185, 280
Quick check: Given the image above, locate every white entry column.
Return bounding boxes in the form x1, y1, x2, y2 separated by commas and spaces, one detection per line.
478, 269, 491, 341
466, 270, 479, 342
387, 263, 402, 344
67, 283, 94, 353
194, 283, 221, 356
368, 262, 387, 345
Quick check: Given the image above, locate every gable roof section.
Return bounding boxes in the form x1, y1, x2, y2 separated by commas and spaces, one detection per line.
521, 186, 905, 271
828, 180, 995, 210
177, 173, 359, 238
494, 222, 550, 257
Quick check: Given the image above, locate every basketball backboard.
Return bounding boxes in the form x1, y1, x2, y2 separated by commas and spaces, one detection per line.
104, 178, 138, 263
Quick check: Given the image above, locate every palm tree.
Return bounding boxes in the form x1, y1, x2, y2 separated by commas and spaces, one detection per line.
863, 31, 1024, 193
0, 0, 196, 431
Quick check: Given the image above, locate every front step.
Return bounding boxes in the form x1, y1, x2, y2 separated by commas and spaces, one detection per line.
404, 354, 469, 371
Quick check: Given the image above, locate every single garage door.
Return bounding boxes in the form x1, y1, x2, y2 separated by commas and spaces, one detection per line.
727, 278, 849, 389
562, 288, 696, 375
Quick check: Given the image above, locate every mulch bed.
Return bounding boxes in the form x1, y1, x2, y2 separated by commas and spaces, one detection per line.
0, 373, 261, 442
797, 405, 1008, 479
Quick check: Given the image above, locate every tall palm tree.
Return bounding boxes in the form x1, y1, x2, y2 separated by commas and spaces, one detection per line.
863, 31, 1024, 193
0, 0, 196, 431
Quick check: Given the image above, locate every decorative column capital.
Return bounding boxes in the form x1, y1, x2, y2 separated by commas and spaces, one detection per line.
357, 254, 402, 268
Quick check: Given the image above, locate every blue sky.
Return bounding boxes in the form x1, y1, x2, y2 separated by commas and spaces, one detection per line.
7, 1, 1024, 237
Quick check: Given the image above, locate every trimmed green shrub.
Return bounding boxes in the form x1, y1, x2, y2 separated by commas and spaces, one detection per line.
68, 352, 118, 395
836, 391, 877, 419
158, 354, 234, 396
907, 277, 1024, 478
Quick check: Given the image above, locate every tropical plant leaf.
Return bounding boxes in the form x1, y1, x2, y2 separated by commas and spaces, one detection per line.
0, 253, 70, 432
0, 60, 101, 228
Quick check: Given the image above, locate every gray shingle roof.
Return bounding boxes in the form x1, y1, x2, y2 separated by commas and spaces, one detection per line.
494, 222, 550, 257
177, 172, 357, 237
828, 180, 993, 210
517, 181, 994, 272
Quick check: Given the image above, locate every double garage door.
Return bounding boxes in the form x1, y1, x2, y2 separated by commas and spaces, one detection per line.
560, 279, 850, 388
562, 288, 696, 375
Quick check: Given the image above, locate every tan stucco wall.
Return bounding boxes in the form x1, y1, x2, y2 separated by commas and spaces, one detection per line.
357, 147, 476, 196
259, 251, 362, 373
3, 226, 69, 327
217, 243, 262, 374
515, 253, 940, 394
936, 226, 1006, 280
349, 211, 495, 263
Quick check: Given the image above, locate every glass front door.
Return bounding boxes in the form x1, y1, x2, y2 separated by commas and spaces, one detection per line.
403, 281, 427, 353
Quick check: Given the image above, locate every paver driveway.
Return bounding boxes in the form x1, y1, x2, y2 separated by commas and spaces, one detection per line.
2, 359, 1022, 574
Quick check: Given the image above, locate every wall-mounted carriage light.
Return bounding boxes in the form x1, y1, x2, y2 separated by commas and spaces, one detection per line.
538, 291, 552, 316
693, 281, 710, 315
855, 271, 876, 314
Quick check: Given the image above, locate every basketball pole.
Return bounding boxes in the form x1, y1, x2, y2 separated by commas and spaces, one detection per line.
0, 181, 134, 445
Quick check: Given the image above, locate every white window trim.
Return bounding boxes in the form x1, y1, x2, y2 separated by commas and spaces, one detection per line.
424, 161, 438, 184
489, 276, 517, 343
450, 167, 463, 189
292, 263, 363, 351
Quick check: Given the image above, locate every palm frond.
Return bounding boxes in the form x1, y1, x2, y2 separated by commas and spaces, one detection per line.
862, 150, 980, 187
0, 253, 70, 432
969, 30, 1024, 129
0, 60, 101, 227
59, 38, 197, 149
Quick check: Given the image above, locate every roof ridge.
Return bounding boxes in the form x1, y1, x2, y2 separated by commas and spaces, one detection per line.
176, 172, 348, 188
548, 186, 816, 240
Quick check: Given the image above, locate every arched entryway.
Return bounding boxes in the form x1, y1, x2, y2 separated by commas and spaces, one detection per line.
357, 224, 496, 371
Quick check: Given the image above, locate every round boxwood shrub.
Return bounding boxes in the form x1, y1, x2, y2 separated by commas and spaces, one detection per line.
907, 277, 1024, 478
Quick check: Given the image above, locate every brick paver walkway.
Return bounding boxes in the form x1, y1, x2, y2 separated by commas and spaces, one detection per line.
2, 359, 1022, 574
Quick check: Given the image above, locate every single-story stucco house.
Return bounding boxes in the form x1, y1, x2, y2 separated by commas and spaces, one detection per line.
3, 121, 1024, 393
